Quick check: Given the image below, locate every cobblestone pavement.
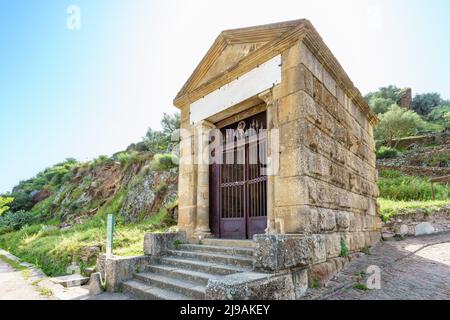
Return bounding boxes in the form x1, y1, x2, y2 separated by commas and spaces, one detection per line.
305, 232, 450, 300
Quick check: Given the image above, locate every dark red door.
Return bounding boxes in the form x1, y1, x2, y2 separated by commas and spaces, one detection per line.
210, 112, 267, 239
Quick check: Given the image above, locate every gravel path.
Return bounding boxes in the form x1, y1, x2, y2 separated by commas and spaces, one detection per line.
0, 255, 48, 300
305, 232, 450, 300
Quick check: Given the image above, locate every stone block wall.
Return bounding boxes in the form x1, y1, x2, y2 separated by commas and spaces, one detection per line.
271, 41, 382, 279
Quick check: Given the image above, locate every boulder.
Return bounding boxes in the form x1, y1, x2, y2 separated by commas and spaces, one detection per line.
415, 222, 436, 236
89, 272, 103, 296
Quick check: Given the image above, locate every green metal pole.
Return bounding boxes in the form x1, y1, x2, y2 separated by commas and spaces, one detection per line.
106, 214, 115, 256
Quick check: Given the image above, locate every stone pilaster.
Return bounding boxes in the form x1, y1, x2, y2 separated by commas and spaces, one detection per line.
258, 90, 278, 234
194, 120, 215, 237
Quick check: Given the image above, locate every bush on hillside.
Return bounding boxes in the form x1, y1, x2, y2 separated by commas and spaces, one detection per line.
9, 192, 34, 212
144, 113, 180, 155
427, 104, 450, 129
375, 105, 425, 146
411, 92, 445, 115
0, 196, 14, 216
0, 210, 35, 232
376, 146, 400, 159
152, 154, 178, 171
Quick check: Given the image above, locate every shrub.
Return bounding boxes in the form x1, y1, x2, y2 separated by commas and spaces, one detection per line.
0, 196, 14, 216
9, 192, 34, 212
114, 151, 140, 168
143, 113, 180, 155
152, 154, 178, 171
374, 105, 425, 146
368, 98, 395, 115
411, 92, 444, 115
0, 210, 35, 231
376, 146, 399, 159
90, 155, 111, 169
427, 104, 450, 129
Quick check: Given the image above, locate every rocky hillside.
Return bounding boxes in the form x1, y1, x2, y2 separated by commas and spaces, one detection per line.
54, 154, 178, 227
0, 114, 180, 275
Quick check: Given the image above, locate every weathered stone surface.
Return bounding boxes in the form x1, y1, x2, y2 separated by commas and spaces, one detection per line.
274, 206, 320, 234
80, 245, 101, 265
174, 21, 382, 288
325, 233, 341, 259
206, 272, 296, 300
120, 168, 178, 223
103, 255, 153, 293
310, 260, 337, 287
336, 211, 350, 230
415, 222, 436, 237
311, 234, 326, 264
89, 272, 103, 296
253, 234, 314, 272
382, 205, 450, 237
143, 232, 186, 256
291, 268, 309, 299
50, 274, 90, 288
318, 209, 336, 232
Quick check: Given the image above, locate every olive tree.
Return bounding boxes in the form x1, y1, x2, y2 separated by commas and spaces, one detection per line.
375, 105, 425, 147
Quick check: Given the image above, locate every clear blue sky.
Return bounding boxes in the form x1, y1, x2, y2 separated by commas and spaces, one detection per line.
1, 0, 449, 193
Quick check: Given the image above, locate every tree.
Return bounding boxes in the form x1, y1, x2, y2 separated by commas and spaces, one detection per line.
0, 196, 14, 216
144, 113, 180, 155
9, 192, 34, 212
369, 97, 396, 115
411, 93, 443, 115
365, 85, 403, 115
427, 104, 450, 130
375, 105, 425, 146
161, 113, 180, 135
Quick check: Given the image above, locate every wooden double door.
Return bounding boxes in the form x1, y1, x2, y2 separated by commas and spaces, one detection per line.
210, 112, 268, 239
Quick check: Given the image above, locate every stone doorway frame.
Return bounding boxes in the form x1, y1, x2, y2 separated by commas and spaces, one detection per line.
188, 89, 279, 241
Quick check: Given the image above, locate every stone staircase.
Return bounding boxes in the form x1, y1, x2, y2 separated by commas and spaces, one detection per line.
123, 240, 255, 300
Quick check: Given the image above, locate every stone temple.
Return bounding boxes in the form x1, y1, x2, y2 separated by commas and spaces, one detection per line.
106, 19, 383, 300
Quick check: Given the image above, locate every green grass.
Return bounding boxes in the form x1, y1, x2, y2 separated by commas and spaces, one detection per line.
0, 209, 173, 276
354, 283, 370, 291
0, 254, 27, 271
36, 287, 53, 298
379, 198, 449, 222
339, 237, 349, 258
379, 170, 449, 201
0, 253, 31, 279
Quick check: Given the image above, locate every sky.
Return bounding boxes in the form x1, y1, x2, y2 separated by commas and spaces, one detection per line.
1, 0, 449, 193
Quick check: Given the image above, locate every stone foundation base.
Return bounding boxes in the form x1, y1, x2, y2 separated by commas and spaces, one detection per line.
97, 254, 155, 293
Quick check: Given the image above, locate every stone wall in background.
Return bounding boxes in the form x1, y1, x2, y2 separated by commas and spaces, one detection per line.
382, 205, 450, 239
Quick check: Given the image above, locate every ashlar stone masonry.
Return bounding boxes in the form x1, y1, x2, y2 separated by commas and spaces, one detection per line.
171, 19, 381, 297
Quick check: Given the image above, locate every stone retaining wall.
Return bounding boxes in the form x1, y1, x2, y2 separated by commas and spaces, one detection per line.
378, 165, 450, 178
382, 205, 450, 238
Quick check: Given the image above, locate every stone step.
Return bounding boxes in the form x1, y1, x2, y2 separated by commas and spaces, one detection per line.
134, 272, 205, 299
178, 244, 254, 257
200, 238, 255, 248
147, 265, 216, 286
167, 250, 254, 268
123, 280, 193, 300
160, 257, 250, 275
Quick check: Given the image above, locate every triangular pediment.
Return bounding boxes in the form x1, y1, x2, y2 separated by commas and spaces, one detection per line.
175, 20, 306, 102
174, 19, 379, 125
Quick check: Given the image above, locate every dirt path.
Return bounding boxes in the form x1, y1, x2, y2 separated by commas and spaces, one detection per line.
0, 256, 48, 300
305, 232, 450, 300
